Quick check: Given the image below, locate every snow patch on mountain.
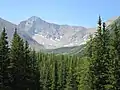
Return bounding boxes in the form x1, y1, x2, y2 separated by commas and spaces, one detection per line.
32, 33, 59, 49
19, 16, 119, 49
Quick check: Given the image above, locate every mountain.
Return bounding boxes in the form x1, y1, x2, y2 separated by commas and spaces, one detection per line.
0, 17, 17, 40
18, 16, 119, 49
44, 16, 120, 54
106, 16, 119, 26
0, 16, 119, 51
18, 16, 92, 49
0, 18, 44, 51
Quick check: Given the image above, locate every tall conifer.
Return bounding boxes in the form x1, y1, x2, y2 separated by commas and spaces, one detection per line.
0, 28, 10, 89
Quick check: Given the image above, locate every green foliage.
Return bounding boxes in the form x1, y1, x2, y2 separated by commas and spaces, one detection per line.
9, 29, 41, 90
87, 16, 112, 90
1, 16, 120, 90
9, 28, 25, 89
85, 16, 120, 90
0, 28, 10, 89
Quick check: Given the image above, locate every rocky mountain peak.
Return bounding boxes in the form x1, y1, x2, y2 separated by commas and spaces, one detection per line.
0, 16, 119, 50
27, 16, 43, 22
17, 16, 90, 49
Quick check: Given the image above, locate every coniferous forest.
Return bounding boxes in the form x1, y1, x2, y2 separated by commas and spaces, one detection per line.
0, 16, 120, 90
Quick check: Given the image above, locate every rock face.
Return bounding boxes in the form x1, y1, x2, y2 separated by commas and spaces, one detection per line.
0, 17, 44, 51
18, 16, 95, 49
0, 16, 119, 50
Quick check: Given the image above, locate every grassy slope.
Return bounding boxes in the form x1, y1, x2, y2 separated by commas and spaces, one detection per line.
45, 44, 85, 56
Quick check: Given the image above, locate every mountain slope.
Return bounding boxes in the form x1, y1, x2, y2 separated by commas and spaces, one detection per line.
0, 18, 44, 51
46, 46, 79, 54
18, 16, 119, 49
18, 16, 90, 49
47, 16, 120, 54
68, 16, 120, 55
0, 16, 119, 52
46, 44, 85, 56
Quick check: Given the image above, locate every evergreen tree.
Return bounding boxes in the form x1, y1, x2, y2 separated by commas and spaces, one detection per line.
23, 41, 33, 89
44, 55, 52, 90
110, 22, 120, 89
30, 49, 40, 90
0, 28, 10, 89
89, 16, 111, 90
9, 28, 25, 90
52, 56, 58, 90
101, 22, 113, 89
59, 55, 67, 90
86, 35, 93, 58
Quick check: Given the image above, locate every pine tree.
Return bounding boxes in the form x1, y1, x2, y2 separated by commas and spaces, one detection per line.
86, 34, 93, 58
89, 16, 103, 89
52, 56, 58, 90
89, 16, 111, 90
101, 22, 113, 89
110, 22, 120, 89
30, 49, 40, 90
44, 54, 52, 90
59, 55, 67, 90
0, 28, 10, 89
9, 28, 25, 90
23, 41, 33, 89
67, 56, 78, 90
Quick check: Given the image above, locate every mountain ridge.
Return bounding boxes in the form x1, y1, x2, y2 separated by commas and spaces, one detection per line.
0, 16, 119, 50
18, 16, 90, 49
0, 17, 45, 51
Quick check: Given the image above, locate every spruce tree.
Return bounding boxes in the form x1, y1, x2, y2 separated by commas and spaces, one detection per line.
44, 54, 52, 90
30, 49, 40, 90
0, 28, 10, 89
89, 16, 111, 90
23, 41, 33, 89
67, 56, 78, 90
59, 55, 67, 90
9, 28, 25, 90
52, 56, 58, 90
110, 22, 120, 89
86, 35, 93, 58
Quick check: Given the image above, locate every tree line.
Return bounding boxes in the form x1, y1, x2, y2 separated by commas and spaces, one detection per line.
0, 27, 89, 90
1, 16, 120, 90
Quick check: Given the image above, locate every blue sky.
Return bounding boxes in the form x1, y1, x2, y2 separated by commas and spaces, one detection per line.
0, 0, 120, 27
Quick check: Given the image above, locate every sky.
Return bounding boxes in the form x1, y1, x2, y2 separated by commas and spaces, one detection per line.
0, 0, 120, 27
